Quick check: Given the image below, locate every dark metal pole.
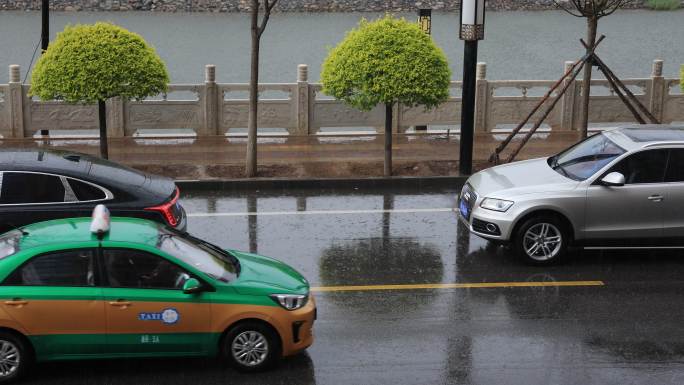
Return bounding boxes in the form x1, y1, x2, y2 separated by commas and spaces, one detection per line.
41, 0, 49, 52
40, 0, 49, 137
459, 40, 478, 176
98, 100, 109, 160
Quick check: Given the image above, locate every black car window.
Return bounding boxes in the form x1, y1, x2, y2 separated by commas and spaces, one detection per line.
68, 178, 107, 201
103, 249, 191, 290
0, 172, 66, 204
3, 249, 95, 286
607, 149, 668, 184
665, 149, 684, 182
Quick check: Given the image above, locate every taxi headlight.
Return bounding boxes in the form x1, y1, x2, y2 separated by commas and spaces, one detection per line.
270, 294, 308, 311
480, 198, 514, 212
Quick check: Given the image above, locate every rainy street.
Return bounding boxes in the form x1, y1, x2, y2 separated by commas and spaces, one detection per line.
23, 183, 684, 385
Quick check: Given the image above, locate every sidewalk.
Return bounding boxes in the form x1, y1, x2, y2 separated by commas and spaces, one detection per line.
0, 131, 583, 180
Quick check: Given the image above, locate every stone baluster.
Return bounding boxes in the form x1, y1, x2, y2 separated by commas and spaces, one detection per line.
474, 62, 488, 132
8, 65, 25, 138
649, 59, 665, 122
296, 64, 310, 135
202, 64, 219, 135
560, 60, 578, 131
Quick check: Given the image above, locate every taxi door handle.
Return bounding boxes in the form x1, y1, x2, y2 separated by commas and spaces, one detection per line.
648, 195, 664, 202
108, 300, 132, 307
4, 300, 28, 307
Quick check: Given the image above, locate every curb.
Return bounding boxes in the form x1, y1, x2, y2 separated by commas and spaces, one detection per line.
176, 176, 468, 192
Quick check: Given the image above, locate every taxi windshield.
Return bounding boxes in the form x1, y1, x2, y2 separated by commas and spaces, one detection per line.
157, 229, 239, 283
0, 230, 22, 260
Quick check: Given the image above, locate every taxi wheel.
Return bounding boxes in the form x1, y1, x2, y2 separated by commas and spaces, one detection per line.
224, 322, 280, 372
0, 332, 30, 384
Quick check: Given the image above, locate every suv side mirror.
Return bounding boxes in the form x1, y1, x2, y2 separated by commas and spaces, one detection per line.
601, 172, 625, 187
183, 278, 203, 294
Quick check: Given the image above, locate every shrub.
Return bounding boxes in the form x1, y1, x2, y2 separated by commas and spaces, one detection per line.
647, 0, 681, 10
321, 15, 451, 175
31, 22, 168, 103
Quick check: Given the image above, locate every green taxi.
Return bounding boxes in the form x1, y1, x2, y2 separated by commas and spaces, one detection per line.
0, 206, 315, 382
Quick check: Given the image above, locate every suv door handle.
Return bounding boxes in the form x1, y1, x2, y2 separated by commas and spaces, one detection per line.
4, 300, 28, 307
108, 300, 132, 307
648, 195, 664, 202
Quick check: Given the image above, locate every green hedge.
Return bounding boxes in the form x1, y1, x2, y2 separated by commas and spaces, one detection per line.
647, 0, 681, 10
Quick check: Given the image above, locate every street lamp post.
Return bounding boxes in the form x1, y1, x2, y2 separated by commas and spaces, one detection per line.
459, 0, 486, 175
416, 8, 432, 132
41, 0, 50, 137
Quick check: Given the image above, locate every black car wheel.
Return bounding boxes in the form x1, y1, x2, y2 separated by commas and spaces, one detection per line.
224, 322, 280, 372
514, 215, 569, 265
0, 332, 31, 384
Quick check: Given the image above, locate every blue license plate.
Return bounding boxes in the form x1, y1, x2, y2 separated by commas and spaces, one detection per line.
459, 199, 470, 219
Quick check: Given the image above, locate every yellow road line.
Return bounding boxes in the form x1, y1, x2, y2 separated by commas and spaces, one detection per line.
311, 281, 604, 292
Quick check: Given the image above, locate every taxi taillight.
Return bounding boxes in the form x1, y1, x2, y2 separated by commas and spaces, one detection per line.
146, 187, 180, 227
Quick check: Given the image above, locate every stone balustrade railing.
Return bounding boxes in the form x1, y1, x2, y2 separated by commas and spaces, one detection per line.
0, 60, 682, 139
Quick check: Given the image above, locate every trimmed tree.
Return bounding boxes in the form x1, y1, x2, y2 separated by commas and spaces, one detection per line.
321, 16, 451, 176
30, 22, 169, 159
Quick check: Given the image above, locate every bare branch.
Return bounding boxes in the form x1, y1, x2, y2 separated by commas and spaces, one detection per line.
553, 0, 585, 16
257, 0, 279, 38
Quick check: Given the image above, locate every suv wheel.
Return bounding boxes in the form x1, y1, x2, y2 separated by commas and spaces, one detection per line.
224, 322, 280, 372
514, 215, 569, 265
0, 332, 30, 384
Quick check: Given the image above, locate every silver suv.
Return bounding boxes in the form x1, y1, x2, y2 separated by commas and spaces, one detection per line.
459, 125, 684, 265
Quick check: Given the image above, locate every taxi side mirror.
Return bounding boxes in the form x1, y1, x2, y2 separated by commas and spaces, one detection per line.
183, 278, 203, 294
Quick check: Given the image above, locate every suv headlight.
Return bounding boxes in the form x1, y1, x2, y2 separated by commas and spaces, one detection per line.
270, 294, 308, 310
480, 198, 514, 212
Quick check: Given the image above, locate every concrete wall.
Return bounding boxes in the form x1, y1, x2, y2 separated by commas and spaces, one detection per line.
1, 60, 681, 139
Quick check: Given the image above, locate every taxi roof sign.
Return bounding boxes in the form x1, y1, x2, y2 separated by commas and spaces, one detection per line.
90, 204, 111, 236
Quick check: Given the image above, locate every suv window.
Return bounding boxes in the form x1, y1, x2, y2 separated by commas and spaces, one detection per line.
68, 178, 107, 201
103, 249, 191, 290
0, 172, 66, 204
3, 250, 95, 286
665, 149, 684, 182
607, 149, 668, 184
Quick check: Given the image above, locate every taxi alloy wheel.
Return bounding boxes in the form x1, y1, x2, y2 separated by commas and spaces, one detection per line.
224, 322, 280, 372
232, 331, 269, 367
0, 332, 29, 383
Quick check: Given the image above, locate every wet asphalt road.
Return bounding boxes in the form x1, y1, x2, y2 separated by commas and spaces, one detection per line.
24, 184, 684, 385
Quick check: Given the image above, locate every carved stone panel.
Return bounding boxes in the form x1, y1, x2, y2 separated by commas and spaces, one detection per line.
128, 103, 201, 129
663, 96, 684, 123
313, 102, 383, 127
30, 103, 98, 130
400, 101, 460, 125
588, 97, 650, 123
489, 99, 560, 127
221, 102, 293, 128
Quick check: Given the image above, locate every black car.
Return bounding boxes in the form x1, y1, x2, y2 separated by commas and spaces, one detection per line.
0, 149, 186, 233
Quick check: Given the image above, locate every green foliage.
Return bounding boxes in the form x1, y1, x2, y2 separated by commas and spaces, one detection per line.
30, 22, 169, 103
647, 0, 681, 10
321, 15, 451, 111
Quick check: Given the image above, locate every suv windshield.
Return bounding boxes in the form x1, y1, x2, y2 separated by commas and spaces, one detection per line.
157, 229, 239, 283
0, 230, 22, 260
549, 133, 626, 181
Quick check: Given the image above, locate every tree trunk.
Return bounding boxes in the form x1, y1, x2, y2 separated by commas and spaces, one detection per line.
98, 99, 108, 160
579, 16, 598, 139
246, 0, 260, 177
384, 103, 393, 177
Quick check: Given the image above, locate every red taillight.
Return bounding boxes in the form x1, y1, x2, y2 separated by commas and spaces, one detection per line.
146, 187, 180, 227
